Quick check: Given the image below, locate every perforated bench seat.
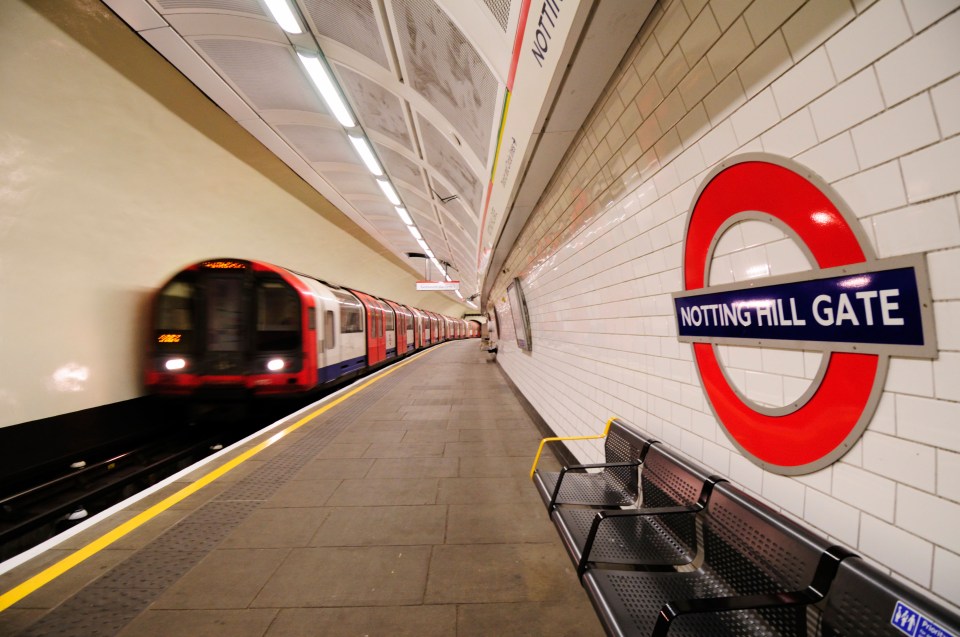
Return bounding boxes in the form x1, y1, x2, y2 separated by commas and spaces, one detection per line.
581, 482, 851, 637
552, 444, 724, 576
531, 418, 656, 511
821, 556, 960, 636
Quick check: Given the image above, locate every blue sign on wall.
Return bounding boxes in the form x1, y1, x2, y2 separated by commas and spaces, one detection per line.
673, 256, 936, 357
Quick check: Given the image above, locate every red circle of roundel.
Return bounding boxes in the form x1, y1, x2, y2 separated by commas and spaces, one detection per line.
685, 161, 879, 469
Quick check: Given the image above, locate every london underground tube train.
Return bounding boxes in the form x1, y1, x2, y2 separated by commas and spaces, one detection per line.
146, 258, 469, 397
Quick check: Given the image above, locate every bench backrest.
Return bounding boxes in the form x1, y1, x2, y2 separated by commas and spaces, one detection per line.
704, 483, 834, 595
601, 419, 655, 500
821, 557, 960, 636
639, 444, 717, 542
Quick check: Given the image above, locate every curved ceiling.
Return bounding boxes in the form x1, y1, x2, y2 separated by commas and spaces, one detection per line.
108, 0, 521, 305
105, 0, 652, 309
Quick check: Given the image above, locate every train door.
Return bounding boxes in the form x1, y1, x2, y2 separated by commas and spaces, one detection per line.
403, 306, 415, 352
381, 300, 397, 358
386, 300, 406, 355
204, 273, 246, 373
351, 290, 385, 366
413, 309, 423, 349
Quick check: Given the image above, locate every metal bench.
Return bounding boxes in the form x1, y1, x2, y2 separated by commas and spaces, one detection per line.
552, 444, 724, 577
820, 556, 960, 636
582, 482, 853, 636
530, 417, 655, 512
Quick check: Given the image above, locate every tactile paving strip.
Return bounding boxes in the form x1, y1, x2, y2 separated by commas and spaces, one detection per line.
17, 361, 412, 637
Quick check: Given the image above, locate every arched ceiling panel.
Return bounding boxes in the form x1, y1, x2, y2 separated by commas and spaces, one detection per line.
300, 0, 389, 69
392, 0, 498, 161
194, 38, 327, 113
336, 65, 414, 150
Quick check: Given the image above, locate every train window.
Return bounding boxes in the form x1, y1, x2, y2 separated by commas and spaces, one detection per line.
156, 280, 194, 331
308, 307, 316, 331
155, 278, 195, 350
255, 280, 300, 351
381, 302, 395, 331
333, 291, 363, 333
325, 310, 335, 349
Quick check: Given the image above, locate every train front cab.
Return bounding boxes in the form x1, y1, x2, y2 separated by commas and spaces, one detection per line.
148, 259, 317, 396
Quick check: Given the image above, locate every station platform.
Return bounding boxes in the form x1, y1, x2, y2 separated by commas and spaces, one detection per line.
0, 340, 602, 636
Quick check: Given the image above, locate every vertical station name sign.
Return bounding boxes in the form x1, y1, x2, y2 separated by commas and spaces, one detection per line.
674, 155, 937, 475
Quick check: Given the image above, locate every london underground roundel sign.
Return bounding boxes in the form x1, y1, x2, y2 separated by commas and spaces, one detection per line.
674, 155, 936, 475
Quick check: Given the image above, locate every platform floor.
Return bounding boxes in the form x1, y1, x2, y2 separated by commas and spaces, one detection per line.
0, 340, 603, 636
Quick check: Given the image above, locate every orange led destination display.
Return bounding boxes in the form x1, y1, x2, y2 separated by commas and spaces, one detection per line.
200, 260, 246, 270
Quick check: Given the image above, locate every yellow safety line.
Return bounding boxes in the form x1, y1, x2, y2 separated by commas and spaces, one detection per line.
0, 344, 442, 612
529, 416, 618, 480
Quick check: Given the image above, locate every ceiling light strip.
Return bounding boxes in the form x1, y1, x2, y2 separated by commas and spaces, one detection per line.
377, 179, 401, 206
348, 135, 383, 176
264, 0, 303, 34
296, 51, 355, 127
395, 206, 413, 225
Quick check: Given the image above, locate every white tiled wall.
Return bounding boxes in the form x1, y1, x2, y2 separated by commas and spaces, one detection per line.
489, 0, 960, 606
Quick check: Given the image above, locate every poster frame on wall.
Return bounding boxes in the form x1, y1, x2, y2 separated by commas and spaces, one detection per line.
506, 278, 532, 351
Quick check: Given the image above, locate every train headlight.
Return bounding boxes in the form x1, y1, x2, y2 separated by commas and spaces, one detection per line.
266, 358, 285, 371
165, 358, 187, 371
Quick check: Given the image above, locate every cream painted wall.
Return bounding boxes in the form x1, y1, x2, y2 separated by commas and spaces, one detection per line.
490, 0, 960, 606
0, 0, 464, 428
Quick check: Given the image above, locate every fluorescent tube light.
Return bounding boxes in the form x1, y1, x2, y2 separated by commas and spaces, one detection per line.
445, 274, 452, 281
395, 206, 413, 225
377, 179, 401, 205
455, 291, 463, 299
425, 249, 434, 258
417, 238, 430, 251
408, 225, 422, 241
264, 0, 302, 33
296, 52, 355, 127
348, 135, 383, 176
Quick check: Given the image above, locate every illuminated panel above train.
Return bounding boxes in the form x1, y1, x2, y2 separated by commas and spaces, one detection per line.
200, 260, 247, 270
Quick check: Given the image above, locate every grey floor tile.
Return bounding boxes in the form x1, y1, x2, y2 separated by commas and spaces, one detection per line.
260, 479, 340, 508
325, 478, 438, 506
252, 546, 431, 607
311, 505, 446, 546
362, 442, 445, 458
331, 430, 404, 445
366, 457, 460, 479
313, 443, 369, 458
460, 456, 539, 478
220, 508, 331, 548
400, 429, 463, 444
267, 606, 457, 637
424, 543, 582, 604
152, 548, 289, 609
456, 601, 604, 637
443, 441, 520, 458
117, 609, 278, 637
445, 503, 556, 544
438, 477, 534, 505
459, 428, 539, 442
289, 457, 374, 481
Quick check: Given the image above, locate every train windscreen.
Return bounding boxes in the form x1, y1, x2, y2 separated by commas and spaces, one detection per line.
255, 279, 300, 351
155, 278, 195, 352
